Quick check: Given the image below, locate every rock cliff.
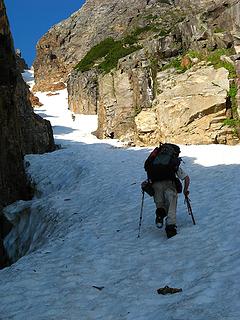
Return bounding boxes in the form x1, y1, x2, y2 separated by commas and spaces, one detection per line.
0, 0, 55, 268
137, 64, 234, 145
35, 0, 240, 145
33, 0, 162, 91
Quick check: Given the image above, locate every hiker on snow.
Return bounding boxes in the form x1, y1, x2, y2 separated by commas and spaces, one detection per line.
144, 143, 190, 239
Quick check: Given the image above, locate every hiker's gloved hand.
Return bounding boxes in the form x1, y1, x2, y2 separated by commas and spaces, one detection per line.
184, 189, 189, 197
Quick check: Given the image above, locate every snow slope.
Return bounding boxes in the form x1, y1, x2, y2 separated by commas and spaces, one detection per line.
0, 70, 240, 320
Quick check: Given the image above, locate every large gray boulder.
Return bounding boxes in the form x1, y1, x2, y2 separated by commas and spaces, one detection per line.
136, 64, 235, 145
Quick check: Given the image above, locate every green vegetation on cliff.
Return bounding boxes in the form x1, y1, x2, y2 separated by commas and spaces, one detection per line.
222, 118, 240, 127
74, 10, 182, 75
223, 82, 239, 134
75, 37, 141, 74
75, 38, 115, 72
207, 49, 236, 78
162, 48, 236, 76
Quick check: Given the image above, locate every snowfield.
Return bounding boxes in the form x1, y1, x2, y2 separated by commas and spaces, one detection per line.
0, 70, 240, 320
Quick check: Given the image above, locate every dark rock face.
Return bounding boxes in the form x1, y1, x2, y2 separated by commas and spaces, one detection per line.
0, 0, 29, 204
14, 74, 55, 155
0, 213, 11, 268
0, 0, 55, 268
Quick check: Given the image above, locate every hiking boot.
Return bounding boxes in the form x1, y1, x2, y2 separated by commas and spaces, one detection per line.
165, 224, 177, 238
155, 208, 166, 228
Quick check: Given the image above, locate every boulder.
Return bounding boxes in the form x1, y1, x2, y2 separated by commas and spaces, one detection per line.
148, 65, 233, 144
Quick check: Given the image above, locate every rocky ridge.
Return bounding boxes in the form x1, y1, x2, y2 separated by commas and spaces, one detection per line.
35, 0, 240, 145
33, 0, 163, 91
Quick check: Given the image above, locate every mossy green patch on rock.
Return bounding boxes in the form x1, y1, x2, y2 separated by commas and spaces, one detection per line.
98, 43, 141, 73
161, 56, 187, 73
228, 82, 238, 99
222, 118, 240, 127
149, 57, 159, 99
222, 117, 240, 136
161, 48, 236, 76
223, 76, 239, 136
206, 49, 236, 78
227, 82, 238, 119
74, 38, 116, 72
75, 37, 141, 74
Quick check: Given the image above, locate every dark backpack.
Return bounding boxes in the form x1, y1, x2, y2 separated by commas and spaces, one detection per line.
144, 143, 181, 183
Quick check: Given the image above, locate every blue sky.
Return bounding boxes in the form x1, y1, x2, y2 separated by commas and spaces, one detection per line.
4, 0, 85, 66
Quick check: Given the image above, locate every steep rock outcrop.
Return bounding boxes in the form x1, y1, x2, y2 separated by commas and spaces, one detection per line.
1, 0, 28, 205
33, 0, 163, 91
14, 74, 55, 155
177, 0, 240, 51
136, 64, 236, 145
67, 69, 98, 114
96, 49, 154, 140
0, 0, 55, 268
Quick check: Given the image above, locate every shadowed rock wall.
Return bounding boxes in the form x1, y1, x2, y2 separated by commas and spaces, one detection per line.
0, 0, 55, 268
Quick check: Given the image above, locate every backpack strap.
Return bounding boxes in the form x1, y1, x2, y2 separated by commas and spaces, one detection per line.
144, 147, 159, 174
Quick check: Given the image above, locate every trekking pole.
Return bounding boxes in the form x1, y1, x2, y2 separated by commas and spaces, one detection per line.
184, 196, 196, 225
137, 191, 145, 238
